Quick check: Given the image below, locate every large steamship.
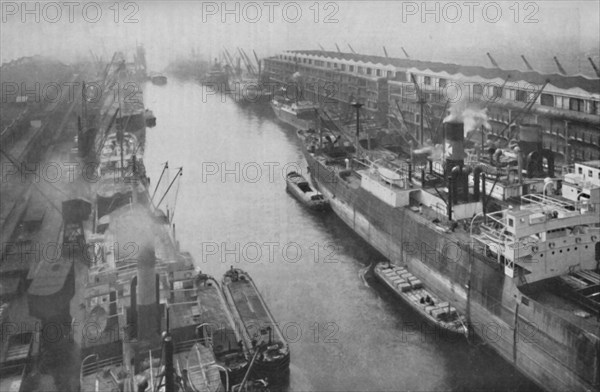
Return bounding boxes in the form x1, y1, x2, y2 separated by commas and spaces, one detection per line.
299, 109, 600, 391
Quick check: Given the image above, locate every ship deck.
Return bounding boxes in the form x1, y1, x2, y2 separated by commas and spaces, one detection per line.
225, 278, 284, 348
196, 284, 233, 329
80, 343, 222, 392
313, 153, 475, 244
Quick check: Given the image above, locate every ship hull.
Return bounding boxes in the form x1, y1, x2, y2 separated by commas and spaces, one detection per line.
270, 102, 315, 130
195, 275, 249, 386
303, 149, 599, 392
221, 269, 290, 382
227, 79, 272, 105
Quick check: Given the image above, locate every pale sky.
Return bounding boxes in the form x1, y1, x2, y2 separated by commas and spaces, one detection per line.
1, 1, 599, 76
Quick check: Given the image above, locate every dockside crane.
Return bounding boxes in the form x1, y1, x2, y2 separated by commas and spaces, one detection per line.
348, 44, 356, 54
318, 43, 326, 51
486, 52, 500, 68
401, 47, 410, 58
588, 57, 600, 77
521, 55, 534, 71
223, 48, 239, 79
501, 79, 550, 141
383, 46, 389, 58
553, 56, 567, 75
409, 73, 436, 145
240, 47, 257, 76
237, 47, 255, 76
253, 50, 262, 80
335, 43, 341, 53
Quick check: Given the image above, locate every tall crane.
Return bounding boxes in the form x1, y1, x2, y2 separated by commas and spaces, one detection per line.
553, 56, 567, 75
520, 55, 534, 71
486, 52, 499, 68
588, 57, 600, 77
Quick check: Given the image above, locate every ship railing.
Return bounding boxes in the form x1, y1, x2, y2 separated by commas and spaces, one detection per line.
175, 338, 198, 354
478, 224, 514, 246
188, 344, 212, 392
81, 354, 123, 377
520, 193, 576, 212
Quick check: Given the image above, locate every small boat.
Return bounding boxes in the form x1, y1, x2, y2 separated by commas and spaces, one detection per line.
374, 262, 468, 336
221, 268, 290, 380
194, 273, 249, 385
285, 171, 328, 209
151, 74, 167, 85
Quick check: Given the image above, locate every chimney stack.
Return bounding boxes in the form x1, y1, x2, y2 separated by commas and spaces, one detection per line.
444, 121, 466, 173
518, 124, 543, 177
444, 121, 470, 207
137, 244, 159, 341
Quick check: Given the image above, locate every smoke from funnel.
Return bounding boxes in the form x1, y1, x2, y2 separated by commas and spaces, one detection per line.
444, 94, 491, 137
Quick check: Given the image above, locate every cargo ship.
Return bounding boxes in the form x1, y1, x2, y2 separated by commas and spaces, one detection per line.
300, 110, 600, 391
271, 96, 318, 130
221, 268, 290, 381
222, 48, 273, 105
199, 60, 229, 90
78, 51, 272, 392
77, 53, 226, 392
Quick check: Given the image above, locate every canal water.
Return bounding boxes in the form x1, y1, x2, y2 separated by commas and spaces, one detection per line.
143, 79, 541, 392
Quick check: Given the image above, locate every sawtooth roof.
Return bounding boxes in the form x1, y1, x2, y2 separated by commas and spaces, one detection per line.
288, 50, 600, 95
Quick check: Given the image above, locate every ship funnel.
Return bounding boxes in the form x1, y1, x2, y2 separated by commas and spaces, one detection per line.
518, 123, 543, 178
136, 243, 160, 341
444, 121, 465, 171
518, 123, 542, 158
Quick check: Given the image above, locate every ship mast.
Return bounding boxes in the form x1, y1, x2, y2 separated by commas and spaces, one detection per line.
351, 102, 363, 154
410, 74, 427, 145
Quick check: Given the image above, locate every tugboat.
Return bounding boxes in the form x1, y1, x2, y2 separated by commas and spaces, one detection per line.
285, 171, 328, 210
194, 273, 249, 385
221, 267, 290, 381
374, 262, 468, 336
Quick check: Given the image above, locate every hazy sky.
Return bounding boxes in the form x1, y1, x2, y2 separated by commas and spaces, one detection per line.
1, 1, 599, 75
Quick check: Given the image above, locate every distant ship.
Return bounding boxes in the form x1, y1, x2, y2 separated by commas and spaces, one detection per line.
200, 60, 229, 89
270, 96, 318, 130
150, 73, 167, 85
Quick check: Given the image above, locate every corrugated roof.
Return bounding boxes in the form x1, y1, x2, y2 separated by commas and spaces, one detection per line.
288, 50, 600, 95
